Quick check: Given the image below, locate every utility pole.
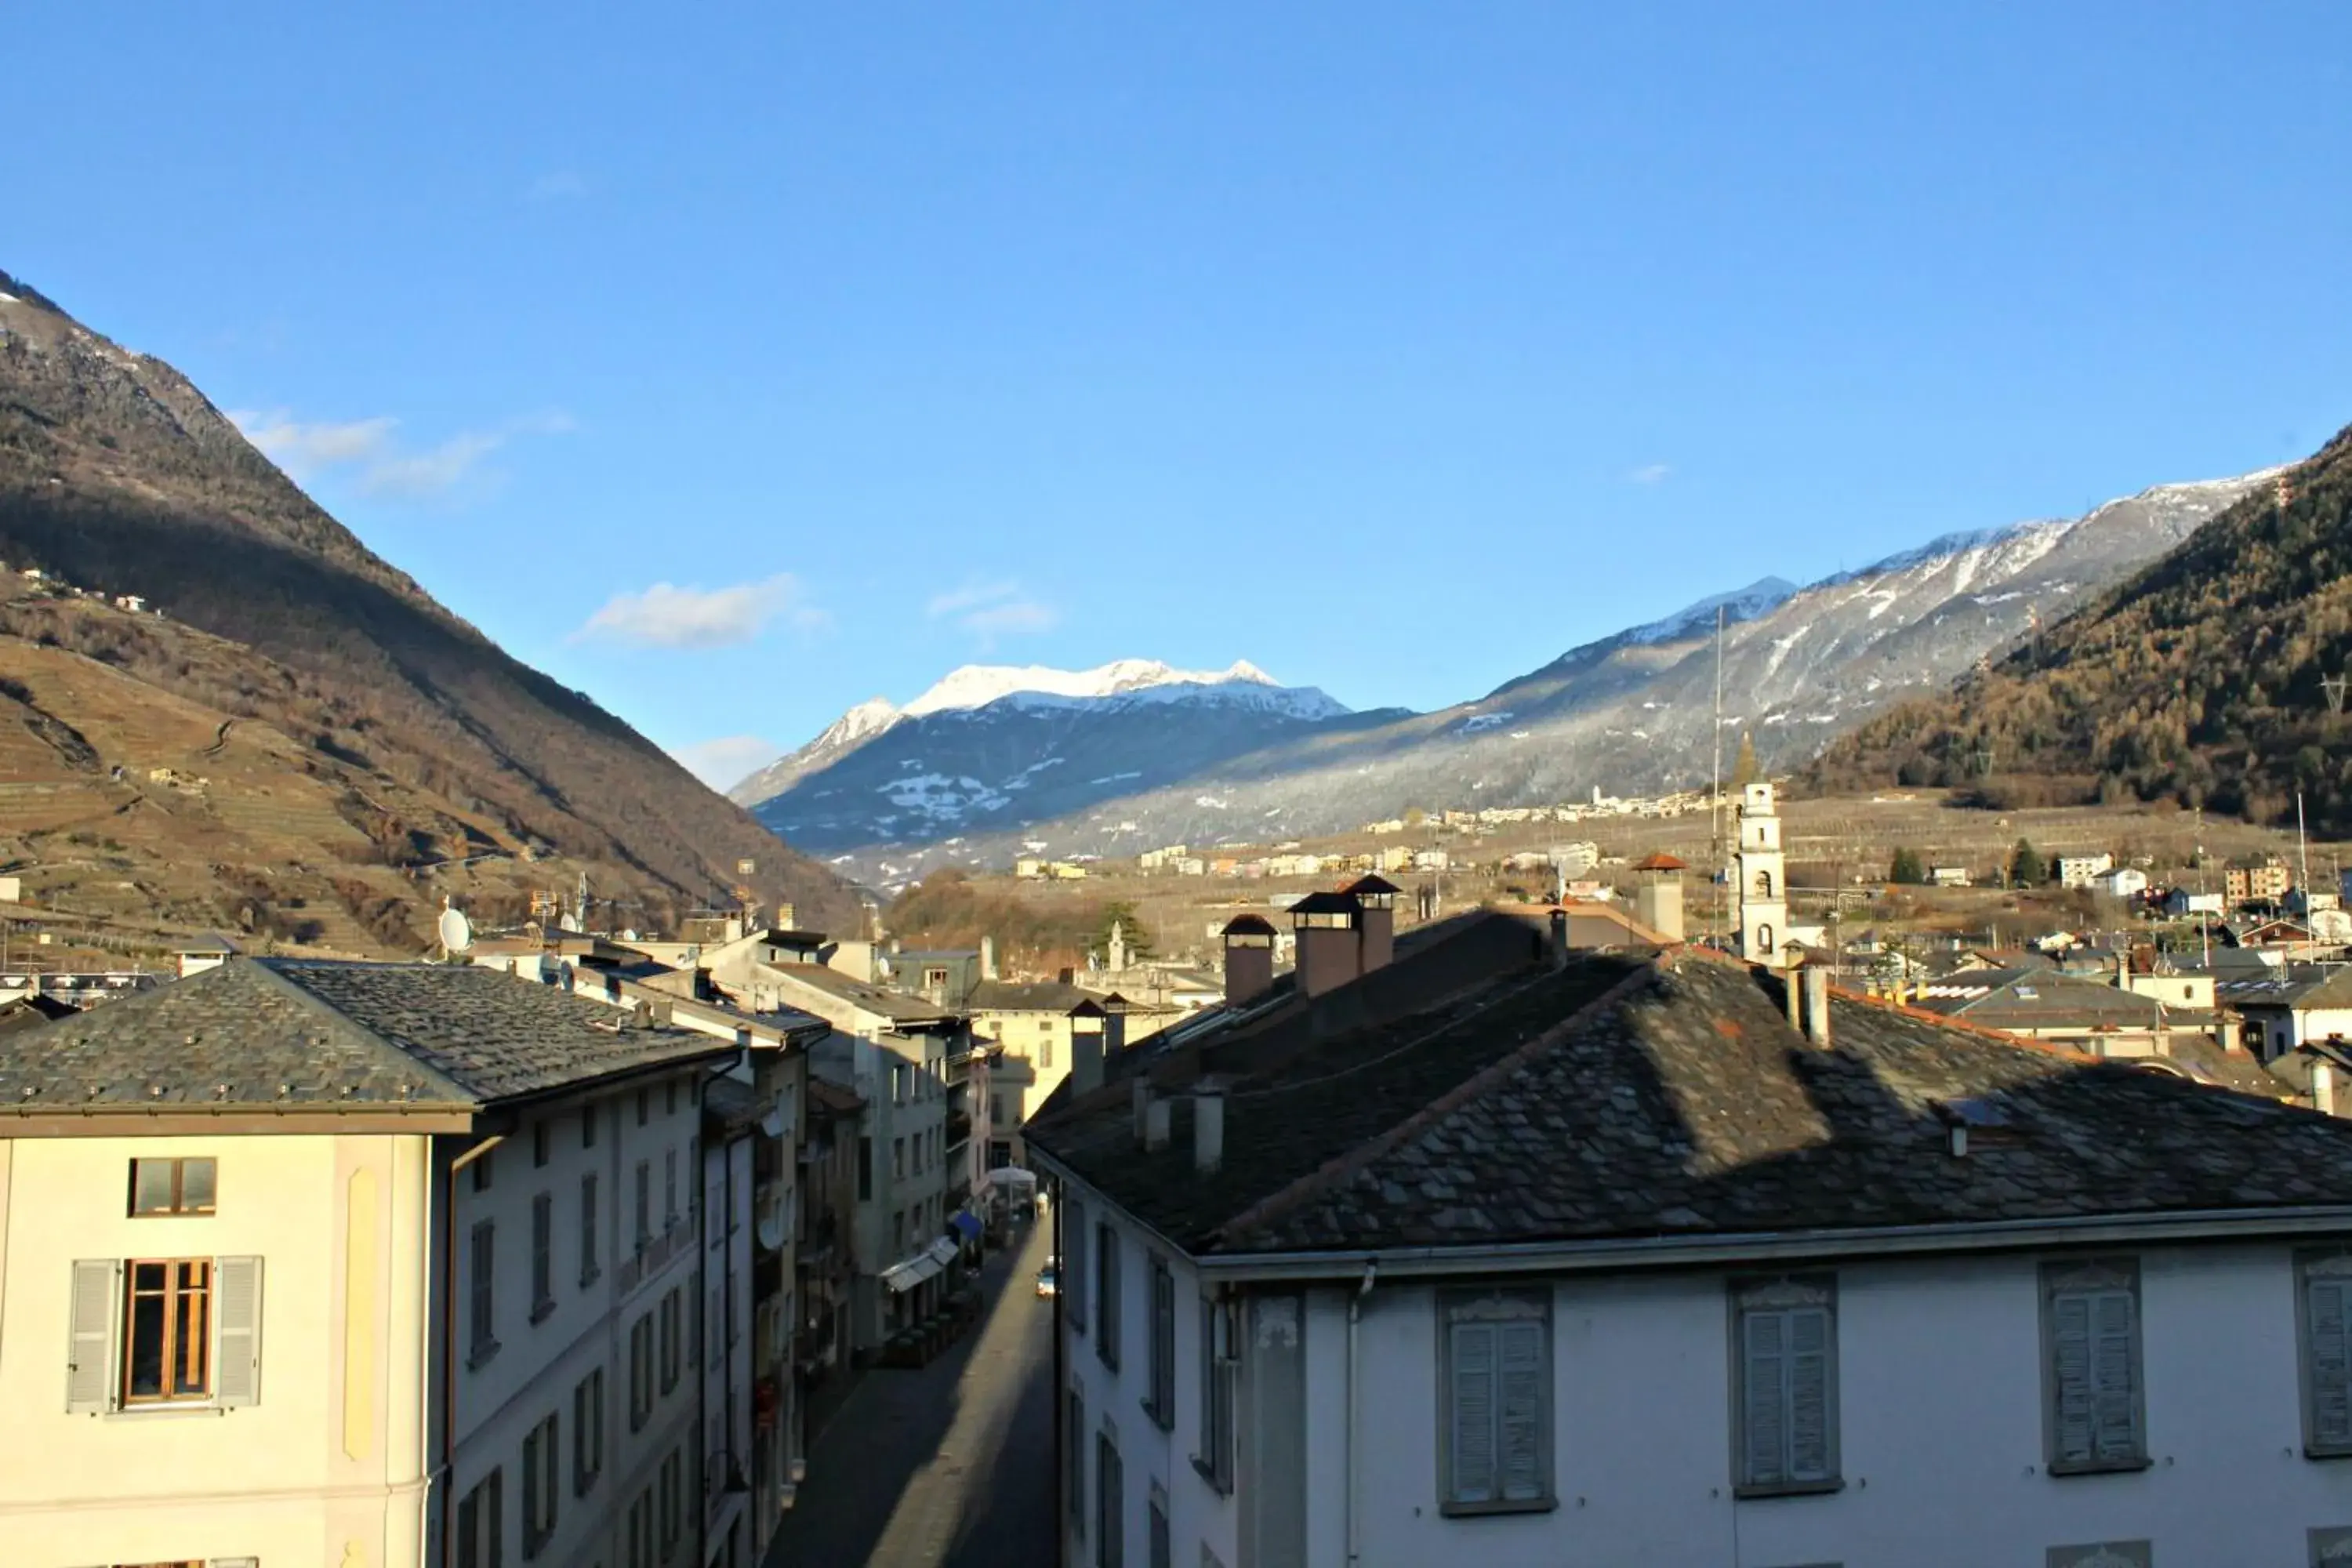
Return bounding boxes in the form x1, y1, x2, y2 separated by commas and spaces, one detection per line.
2300, 792, 2315, 965
1711, 605, 1726, 946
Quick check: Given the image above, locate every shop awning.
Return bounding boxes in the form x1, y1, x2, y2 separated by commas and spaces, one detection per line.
925, 1235, 960, 1268
949, 1210, 984, 1243
880, 1251, 945, 1294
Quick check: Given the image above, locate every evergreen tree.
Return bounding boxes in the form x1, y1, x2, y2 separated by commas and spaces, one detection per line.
1889, 847, 1926, 884
1730, 731, 1761, 789
2008, 837, 2043, 887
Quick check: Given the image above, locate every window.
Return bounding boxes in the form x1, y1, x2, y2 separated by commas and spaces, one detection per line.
533, 1121, 551, 1169
531, 1195, 554, 1323
1097, 1221, 1122, 1370
1732, 1276, 1838, 1494
2042, 1258, 2146, 1474
583, 1103, 597, 1149
1149, 1485, 1171, 1568
659, 1445, 684, 1554
1095, 1429, 1124, 1568
2312, 1527, 2352, 1564
659, 1287, 681, 1394
2299, 1249, 2352, 1457
129, 1157, 217, 1216
666, 1080, 679, 1117
1439, 1290, 1552, 1514
1042, 1036, 1055, 1070
1067, 1201, 1088, 1332
457, 1468, 503, 1568
123, 1258, 212, 1403
629, 1312, 654, 1431
473, 1149, 495, 1194
1195, 1296, 1235, 1494
637, 1090, 650, 1127
895, 1138, 907, 1181
665, 1150, 679, 1229
469, 1221, 499, 1366
858, 1137, 873, 1201
634, 1162, 652, 1248
580, 1175, 601, 1287
1067, 1388, 1087, 1531
573, 1368, 604, 1496
1146, 1258, 1176, 1428
626, 1486, 653, 1568
522, 1410, 560, 1556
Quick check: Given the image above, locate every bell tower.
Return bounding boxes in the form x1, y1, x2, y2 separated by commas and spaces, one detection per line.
1734, 781, 1788, 960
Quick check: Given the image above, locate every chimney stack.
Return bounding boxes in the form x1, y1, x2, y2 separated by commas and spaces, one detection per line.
1784, 962, 1803, 1032
1194, 1087, 1226, 1174
1290, 891, 1363, 997
1344, 875, 1400, 973
1221, 915, 1277, 1007
1145, 1095, 1171, 1151
2317, 1058, 2337, 1117
981, 934, 998, 982
1073, 1011, 1105, 1098
1802, 965, 1831, 1049
1630, 853, 1689, 943
1548, 907, 1570, 969
1133, 1077, 1152, 1145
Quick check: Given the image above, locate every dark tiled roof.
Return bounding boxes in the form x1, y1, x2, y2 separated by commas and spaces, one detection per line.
1033, 953, 2352, 1258
1221, 914, 1278, 937
0, 993, 76, 1033
967, 980, 1103, 1013
1631, 852, 1688, 872
808, 1077, 866, 1117
759, 962, 959, 1023
0, 958, 733, 1116
1907, 969, 2165, 1029
2147, 1035, 2291, 1099
703, 1075, 768, 1131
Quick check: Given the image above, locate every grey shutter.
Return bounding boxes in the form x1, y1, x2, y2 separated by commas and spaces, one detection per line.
1741, 1308, 1788, 1485
2089, 1287, 2138, 1460
215, 1255, 263, 1407
1497, 1318, 1546, 1501
2311, 1277, 2352, 1448
2051, 1292, 2096, 1464
1449, 1320, 1498, 1503
66, 1259, 119, 1413
1787, 1305, 1834, 1482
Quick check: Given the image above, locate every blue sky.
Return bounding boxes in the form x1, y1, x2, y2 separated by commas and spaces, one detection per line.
10, 4, 2351, 789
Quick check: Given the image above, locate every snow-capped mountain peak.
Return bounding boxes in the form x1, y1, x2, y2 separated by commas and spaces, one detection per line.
1624, 577, 1800, 645
899, 658, 1282, 717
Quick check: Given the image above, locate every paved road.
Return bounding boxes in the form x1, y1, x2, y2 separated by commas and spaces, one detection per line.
765, 1219, 1058, 1568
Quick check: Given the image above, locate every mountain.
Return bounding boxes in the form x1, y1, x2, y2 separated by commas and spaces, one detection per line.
0, 267, 855, 946
755, 471, 2267, 884
1810, 426, 2350, 831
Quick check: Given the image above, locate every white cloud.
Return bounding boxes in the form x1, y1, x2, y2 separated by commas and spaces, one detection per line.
1626, 463, 1672, 485
926, 579, 1058, 645
528, 170, 588, 202
672, 735, 780, 791
575, 575, 823, 649
227, 407, 574, 499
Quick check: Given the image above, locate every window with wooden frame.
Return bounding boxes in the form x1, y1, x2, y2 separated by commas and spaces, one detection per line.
2042, 1258, 2147, 1475
1731, 1275, 1840, 1495
573, 1367, 604, 1496
69, 1256, 260, 1415
1192, 1295, 1236, 1494
635, 1161, 652, 1248
659, 1287, 681, 1394
1095, 1427, 1125, 1568
469, 1221, 499, 1367
129, 1157, 217, 1217
2299, 1249, 2352, 1458
629, 1311, 654, 1431
1145, 1258, 1176, 1429
522, 1410, 560, 1557
659, 1444, 684, 1553
583, 1102, 598, 1149
532, 1120, 552, 1169
1437, 1288, 1553, 1515
530, 1194, 555, 1323
456, 1466, 504, 1568
579, 1174, 601, 1289
1096, 1220, 1122, 1370
122, 1259, 211, 1404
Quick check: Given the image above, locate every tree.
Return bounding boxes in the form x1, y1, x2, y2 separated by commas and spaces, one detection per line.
1094, 901, 1154, 962
1889, 847, 1926, 884
2008, 837, 2043, 887
1730, 731, 1761, 789
1403, 806, 1427, 828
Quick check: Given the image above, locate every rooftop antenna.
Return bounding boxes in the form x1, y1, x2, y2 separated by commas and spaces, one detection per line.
437, 898, 474, 961
2324, 673, 2347, 717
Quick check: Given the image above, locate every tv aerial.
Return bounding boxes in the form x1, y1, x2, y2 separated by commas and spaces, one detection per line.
437, 898, 474, 960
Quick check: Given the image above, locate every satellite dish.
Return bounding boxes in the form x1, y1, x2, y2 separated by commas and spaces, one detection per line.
438, 903, 474, 956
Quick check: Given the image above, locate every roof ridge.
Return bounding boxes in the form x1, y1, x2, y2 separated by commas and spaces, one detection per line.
248, 957, 484, 1102
1210, 961, 1663, 1248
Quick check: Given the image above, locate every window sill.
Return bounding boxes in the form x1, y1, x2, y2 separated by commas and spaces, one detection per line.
531, 1298, 557, 1325
2046, 1457, 2153, 1478
1734, 1478, 1845, 1501
467, 1340, 503, 1371
1439, 1497, 1559, 1519
1140, 1396, 1173, 1433
2307, 1446, 2352, 1462
103, 1399, 229, 1420
580, 1267, 603, 1290
1188, 1455, 1233, 1497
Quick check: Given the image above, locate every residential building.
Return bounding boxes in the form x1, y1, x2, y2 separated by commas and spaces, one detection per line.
967, 980, 1122, 1165
1027, 931, 2352, 1568
797, 1077, 863, 1389
2162, 887, 2226, 918
1928, 865, 1972, 887
1904, 967, 2180, 1058
2224, 968, 2352, 1065
700, 1079, 762, 1566
0, 958, 730, 1568
2227, 855, 2293, 909
2093, 866, 2150, 900
2055, 851, 2114, 889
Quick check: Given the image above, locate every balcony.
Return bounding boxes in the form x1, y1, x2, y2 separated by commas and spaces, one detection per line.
944, 1109, 972, 1152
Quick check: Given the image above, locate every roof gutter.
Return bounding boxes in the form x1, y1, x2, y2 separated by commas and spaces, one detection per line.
1181, 1205, 2352, 1283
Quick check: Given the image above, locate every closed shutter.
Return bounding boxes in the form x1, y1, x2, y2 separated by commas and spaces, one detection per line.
1787, 1305, 1834, 1483
2051, 1292, 2096, 1463
66, 1259, 119, 1414
1448, 1320, 1498, 1504
2089, 1287, 2138, 1461
2311, 1276, 2352, 1449
215, 1256, 264, 1406
1741, 1309, 1788, 1485
1497, 1319, 1545, 1501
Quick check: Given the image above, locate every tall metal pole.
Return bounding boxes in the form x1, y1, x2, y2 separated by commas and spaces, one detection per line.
2300, 792, 2314, 965
1711, 605, 1726, 945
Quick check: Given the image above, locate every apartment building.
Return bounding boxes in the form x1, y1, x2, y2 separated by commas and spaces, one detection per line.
0, 957, 739, 1568
967, 981, 1120, 1165
1029, 924, 2352, 1568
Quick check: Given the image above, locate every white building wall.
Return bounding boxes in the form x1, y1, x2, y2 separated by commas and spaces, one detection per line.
1283, 1242, 2352, 1567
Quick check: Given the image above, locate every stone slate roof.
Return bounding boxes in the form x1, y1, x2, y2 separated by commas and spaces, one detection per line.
0, 958, 735, 1117
0, 993, 77, 1033
759, 961, 959, 1024
967, 980, 1104, 1014
1030, 952, 2352, 1258
1907, 968, 2168, 1030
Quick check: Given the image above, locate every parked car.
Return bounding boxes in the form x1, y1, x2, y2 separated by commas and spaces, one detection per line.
1035, 1261, 1058, 1298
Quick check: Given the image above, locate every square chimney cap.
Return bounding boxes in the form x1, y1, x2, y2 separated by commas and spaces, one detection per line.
1221, 914, 1278, 938
1630, 853, 1688, 873
1289, 891, 1361, 920
1344, 873, 1403, 902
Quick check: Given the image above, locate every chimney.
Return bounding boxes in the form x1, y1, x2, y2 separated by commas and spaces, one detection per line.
632, 997, 653, 1030
981, 935, 998, 982
1221, 916, 1277, 1007
1345, 875, 1399, 973
1631, 853, 1688, 943
1072, 1011, 1105, 1098
1145, 1094, 1171, 1151
1548, 907, 1570, 969
1784, 963, 1802, 1032
1133, 1077, 1152, 1145
1291, 892, 1363, 998
1802, 965, 1831, 1049
2317, 1058, 2338, 1117
775, 902, 795, 931
1194, 1087, 1225, 1174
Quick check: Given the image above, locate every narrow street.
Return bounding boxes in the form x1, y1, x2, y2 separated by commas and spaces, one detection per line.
765, 1218, 1058, 1568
